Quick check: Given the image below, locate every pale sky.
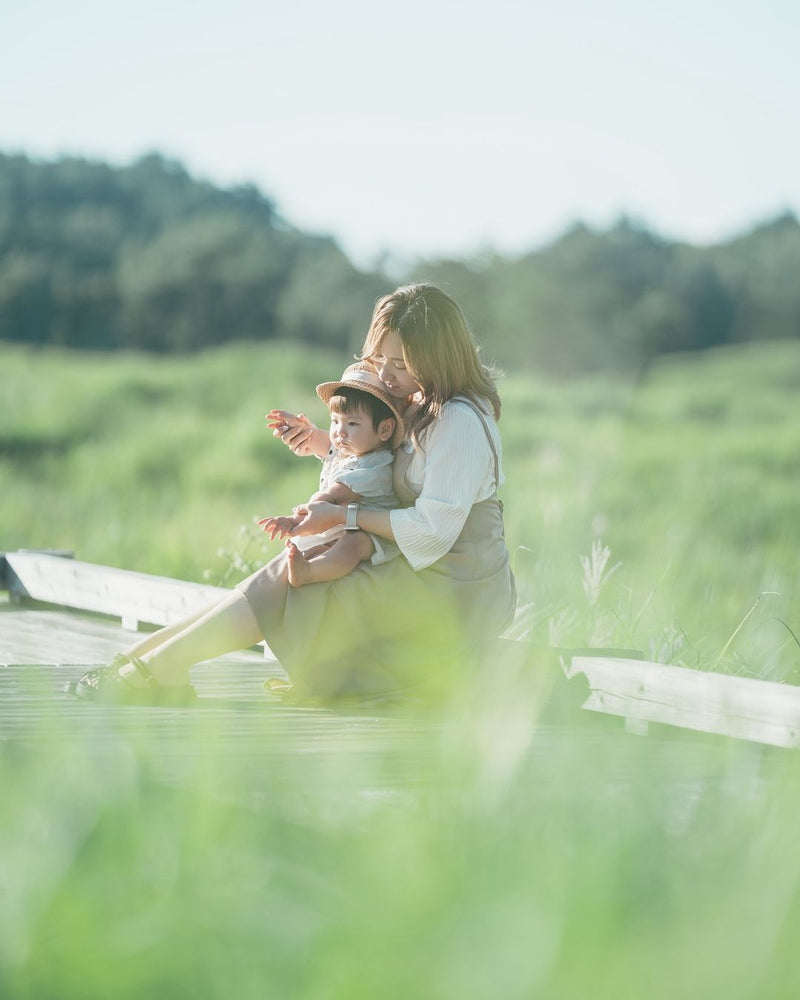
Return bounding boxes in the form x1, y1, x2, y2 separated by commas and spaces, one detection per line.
2, 0, 797, 267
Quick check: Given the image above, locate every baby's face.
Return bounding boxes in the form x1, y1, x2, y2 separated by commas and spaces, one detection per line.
329, 406, 387, 457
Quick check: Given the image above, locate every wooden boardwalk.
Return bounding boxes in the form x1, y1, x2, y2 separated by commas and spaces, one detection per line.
4, 548, 799, 857
3, 549, 800, 762
0, 548, 286, 703
0, 552, 463, 811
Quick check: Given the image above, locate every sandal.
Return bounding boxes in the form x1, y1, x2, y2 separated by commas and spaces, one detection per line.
73, 656, 198, 706
63, 652, 130, 695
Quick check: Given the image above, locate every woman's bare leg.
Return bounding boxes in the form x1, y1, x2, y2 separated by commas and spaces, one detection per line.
119, 590, 264, 688
119, 598, 225, 660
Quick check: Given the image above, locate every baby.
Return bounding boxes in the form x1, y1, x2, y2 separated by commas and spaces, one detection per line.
260, 365, 404, 587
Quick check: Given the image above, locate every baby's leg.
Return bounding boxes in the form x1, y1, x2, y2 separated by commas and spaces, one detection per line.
287, 533, 375, 587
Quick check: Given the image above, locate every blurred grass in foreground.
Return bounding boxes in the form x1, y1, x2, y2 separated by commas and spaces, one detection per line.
2, 672, 800, 1000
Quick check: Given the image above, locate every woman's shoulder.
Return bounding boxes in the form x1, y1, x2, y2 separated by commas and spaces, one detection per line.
440, 395, 495, 428
420, 396, 498, 449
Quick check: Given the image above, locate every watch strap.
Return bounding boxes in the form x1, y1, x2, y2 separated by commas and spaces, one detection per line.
345, 503, 360, 531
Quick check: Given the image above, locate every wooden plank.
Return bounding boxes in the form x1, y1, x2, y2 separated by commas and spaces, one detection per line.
4, 551, 229, 629
0, 604, 275, 671
566, 654, 800, 749
0, 605, 139, 665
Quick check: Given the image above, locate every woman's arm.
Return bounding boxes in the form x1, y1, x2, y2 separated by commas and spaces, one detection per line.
390, 404, 496, 569
260, 482, 362, 540
288, 501, 395, 541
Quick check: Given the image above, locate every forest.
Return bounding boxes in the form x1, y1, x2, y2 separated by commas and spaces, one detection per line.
2, 150, 799, 373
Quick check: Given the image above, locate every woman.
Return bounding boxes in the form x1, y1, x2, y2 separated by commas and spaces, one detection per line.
75, 283, 516, 704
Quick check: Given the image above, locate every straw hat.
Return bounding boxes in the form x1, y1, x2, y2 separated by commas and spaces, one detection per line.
316, 363, 405, 449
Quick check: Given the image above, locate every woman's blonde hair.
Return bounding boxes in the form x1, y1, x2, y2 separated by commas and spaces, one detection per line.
360, 283, 501, 441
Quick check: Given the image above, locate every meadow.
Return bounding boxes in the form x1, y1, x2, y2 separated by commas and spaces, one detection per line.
2, 340, 800, 999
2, 338, 799, 678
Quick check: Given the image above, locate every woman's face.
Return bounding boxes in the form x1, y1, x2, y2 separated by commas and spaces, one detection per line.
372, 331, 421, 400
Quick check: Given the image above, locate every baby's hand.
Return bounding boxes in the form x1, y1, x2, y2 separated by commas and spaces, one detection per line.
266, 410, 317, 456
266, 409, 307, 436
258, 514, 300, 541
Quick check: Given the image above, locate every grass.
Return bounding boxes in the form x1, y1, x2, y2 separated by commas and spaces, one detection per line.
2, 338, 800, 676
3, 337, 800, 997
3, 680, 800, 1000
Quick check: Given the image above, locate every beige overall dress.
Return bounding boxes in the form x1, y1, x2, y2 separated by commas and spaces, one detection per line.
237, 398, 516, 701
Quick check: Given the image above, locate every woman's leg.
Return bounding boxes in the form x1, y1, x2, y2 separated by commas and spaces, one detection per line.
119, 598, 225, 660
119, 590, 264, 688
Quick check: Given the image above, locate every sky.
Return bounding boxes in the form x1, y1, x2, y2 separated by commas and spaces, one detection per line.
1, 0, 798, 268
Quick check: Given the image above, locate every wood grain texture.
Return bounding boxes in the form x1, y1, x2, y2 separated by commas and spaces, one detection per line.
567, 654, 800, 748
5, 551, 228, 628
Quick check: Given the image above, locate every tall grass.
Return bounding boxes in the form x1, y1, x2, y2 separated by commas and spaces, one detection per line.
499, 343, 800, 680
2, 339, 799, 677
3, 340, 800, 998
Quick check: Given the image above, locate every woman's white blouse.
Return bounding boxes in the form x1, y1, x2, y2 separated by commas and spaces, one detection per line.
390, 398, 504, 571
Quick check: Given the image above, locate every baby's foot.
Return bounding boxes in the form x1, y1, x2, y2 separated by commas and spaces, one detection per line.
286, 542, 312, 587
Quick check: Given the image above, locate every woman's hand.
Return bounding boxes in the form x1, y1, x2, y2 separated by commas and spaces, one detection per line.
287, 501, 343, 537
266, 410, 320, 457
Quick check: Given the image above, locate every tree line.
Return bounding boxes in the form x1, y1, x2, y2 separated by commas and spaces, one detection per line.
1, 150, 799, 373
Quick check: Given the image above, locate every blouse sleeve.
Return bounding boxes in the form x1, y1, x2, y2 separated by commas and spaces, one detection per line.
390, 402, 497, 571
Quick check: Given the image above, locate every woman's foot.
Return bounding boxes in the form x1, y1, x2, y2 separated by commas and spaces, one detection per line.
73, 656, 197, 706
286, 542, 313, 587
63, 651, 131, 695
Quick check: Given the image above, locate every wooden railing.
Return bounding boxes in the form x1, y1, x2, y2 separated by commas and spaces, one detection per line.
1, 549, 228, 631
3, 549, 799, 748
565, 653, 800, 748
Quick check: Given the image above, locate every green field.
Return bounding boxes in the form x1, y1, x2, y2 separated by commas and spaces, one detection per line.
3, 341, 800, 1000
2, 339, 799, 678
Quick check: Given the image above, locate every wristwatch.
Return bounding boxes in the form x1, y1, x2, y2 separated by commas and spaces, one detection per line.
345, 503, 360, 531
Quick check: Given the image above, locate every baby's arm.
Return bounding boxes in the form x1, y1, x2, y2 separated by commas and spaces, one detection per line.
311, 481, 362, 508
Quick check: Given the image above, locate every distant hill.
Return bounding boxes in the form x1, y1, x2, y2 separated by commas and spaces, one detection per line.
1, 150, 798, 372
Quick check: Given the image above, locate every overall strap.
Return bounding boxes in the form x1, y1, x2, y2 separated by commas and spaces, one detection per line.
453, 396, 500, 489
